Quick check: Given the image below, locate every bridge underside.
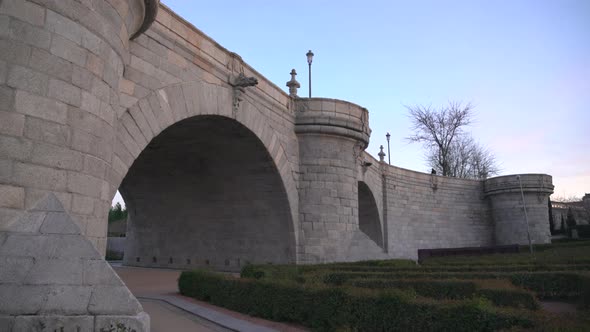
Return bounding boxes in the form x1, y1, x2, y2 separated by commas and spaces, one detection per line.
121, 116, 295, 271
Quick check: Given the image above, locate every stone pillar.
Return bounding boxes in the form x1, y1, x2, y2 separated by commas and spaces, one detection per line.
484, 174, 554, 245
0, 0, 158, 254
295, 98, 373, 263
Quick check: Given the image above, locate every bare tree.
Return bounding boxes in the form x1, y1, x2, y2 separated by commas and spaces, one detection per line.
551, 195, 582, 203
432, 135, 498, 179
407, 101, 499, 179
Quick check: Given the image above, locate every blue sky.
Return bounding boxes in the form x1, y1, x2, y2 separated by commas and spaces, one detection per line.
129, 0, 589, 200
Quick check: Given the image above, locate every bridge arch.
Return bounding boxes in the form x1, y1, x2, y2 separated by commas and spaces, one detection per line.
108, 80, 299, 269
358, 181, 384, 248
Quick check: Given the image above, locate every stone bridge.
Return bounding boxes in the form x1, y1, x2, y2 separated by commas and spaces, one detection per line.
0, 0, 554, 271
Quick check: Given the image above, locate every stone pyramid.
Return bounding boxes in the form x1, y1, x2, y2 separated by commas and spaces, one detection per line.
0, 194, 149, 331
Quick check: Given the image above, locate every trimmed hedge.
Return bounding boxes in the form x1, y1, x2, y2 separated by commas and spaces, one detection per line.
179, 270, 535, 332
349, 279, 539, 310
327, 264, 590, 273
350, 279, 478, 300
323, 271, 590, 300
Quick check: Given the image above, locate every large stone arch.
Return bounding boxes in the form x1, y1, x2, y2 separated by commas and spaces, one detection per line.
106, 80, 300, 268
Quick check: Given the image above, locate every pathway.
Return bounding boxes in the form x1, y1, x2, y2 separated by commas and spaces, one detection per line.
113, 265, 308, 332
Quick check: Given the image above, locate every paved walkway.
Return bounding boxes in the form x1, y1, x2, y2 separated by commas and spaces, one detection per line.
113, 265, 308, 332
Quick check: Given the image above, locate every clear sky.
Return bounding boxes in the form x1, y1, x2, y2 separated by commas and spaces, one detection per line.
114, 0, 589, 206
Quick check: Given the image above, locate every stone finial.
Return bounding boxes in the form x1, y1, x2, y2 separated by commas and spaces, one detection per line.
286, 69, 300, 97
378, 145, 386, 162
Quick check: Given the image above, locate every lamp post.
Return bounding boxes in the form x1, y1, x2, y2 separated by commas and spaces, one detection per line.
516, 175, 533, 254
386, 132, 391, 165
306, 50, 314, 98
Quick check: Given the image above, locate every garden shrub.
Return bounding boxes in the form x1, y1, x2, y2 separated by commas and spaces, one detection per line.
350, 279, 477, 300
179, 270, 535, 331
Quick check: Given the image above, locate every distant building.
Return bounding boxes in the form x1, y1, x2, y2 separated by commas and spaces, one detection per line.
552, 194, 590, 230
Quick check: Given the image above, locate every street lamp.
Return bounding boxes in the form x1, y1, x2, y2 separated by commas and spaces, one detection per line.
306, 50, 314, 98
386, 132, 391, 165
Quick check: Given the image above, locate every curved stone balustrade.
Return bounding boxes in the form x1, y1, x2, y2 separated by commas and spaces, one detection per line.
484, 173, 554, 196
294, 98, 371, 148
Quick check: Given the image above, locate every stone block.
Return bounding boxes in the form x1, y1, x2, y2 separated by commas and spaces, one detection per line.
103, 64, 119, 89
0, 14, 8, 36
88, 286, 143, 315
95, 312, 150, 332
83, 259, 124, 286
0, 39, 31, 67
15, 90, 68, 124
48, 78, 82, 107
66, 172, 102, 198
13, 162, 68, 191
82, 155, 106, 179
45, 234, 100, 259
29, 48, 73, 82
0, 316, 14, 332
82, 28, 103, 55
40, 212, 81, 235
27, 189, 70, 212
8, 17, 51, 49
31, 143, 83, 171
0, 111, 24, 137
0, 85, 14, 112
24, 258, 84, 285
0, 233, 49, 257
24, 116, 71, 146
0, 256, 35, 283
84, 214, 107, 238
0, 184, 24, 209
42, 285, 93, 315
137, 98, 160, 133
0, 211, 45, 233
67, 107, 105, 137
46, 9, 83, 44
129, 105, 153, 141
91, 77, 110, 103
0, 60, 7, 85
12, 315, 94, 332
72, 65, 94, 91
71, 194, 94, 216
7, 64, 49, 96
50, 35, 87, 67
0, 159, 11, 183
0, 136, 33, 161
86, 52, 104, 77
0, 284, 48, 314
0, 0, 45, 26
80, 91, 101, 117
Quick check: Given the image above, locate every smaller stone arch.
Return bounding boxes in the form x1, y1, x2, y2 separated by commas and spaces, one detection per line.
358, 181, 383, 248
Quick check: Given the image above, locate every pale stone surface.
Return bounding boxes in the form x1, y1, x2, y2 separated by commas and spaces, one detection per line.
12, 315, 94, 332
0, 193, 148, 331
95, 312, 150, 332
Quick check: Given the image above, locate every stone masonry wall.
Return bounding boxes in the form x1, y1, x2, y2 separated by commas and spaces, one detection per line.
0, 0, 153, 254
384, 165, 493, 259
109, 4, 303, 259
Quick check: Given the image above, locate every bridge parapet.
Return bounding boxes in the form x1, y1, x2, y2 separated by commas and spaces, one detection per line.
294, 98, 371, 148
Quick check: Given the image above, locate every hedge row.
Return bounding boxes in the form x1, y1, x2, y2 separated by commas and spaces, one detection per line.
179, 270, 534, 332
322, 271, 590, 300
328, 264, 590, 273
349, 279, 539, 310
